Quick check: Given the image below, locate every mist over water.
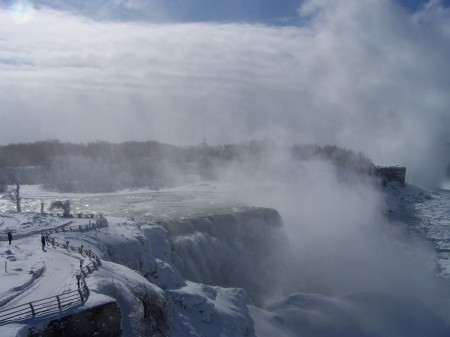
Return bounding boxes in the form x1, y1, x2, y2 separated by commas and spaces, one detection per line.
215, 153, 442, 301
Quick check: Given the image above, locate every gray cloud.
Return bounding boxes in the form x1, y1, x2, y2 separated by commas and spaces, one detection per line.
0, 0, 449, 185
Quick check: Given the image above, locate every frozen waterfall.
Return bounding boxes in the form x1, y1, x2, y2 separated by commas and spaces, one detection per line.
158, 207, 290, 305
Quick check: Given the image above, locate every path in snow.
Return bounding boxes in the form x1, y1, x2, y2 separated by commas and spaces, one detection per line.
0, 223, 89, 310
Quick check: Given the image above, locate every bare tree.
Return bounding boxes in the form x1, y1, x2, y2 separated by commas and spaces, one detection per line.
15, 177, 21, 212
0, 174, 21, 212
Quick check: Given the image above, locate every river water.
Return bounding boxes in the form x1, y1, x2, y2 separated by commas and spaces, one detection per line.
0, 184, 244, 220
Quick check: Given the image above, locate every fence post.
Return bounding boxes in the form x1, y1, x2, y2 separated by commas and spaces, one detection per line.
78, 289, 85, 302
56, 295, 62, 311
83, 282, 90, 298
29, 303, 36, 316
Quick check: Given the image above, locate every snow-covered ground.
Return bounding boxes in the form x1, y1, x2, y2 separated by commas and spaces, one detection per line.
1, 181, 450, 336
383, 182, 450, 278
0, 213, 255, 336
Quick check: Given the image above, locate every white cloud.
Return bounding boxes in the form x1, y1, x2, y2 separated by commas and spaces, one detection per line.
0, 0, 449, 184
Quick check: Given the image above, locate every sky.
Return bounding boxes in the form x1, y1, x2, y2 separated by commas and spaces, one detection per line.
0, 0, 450, 184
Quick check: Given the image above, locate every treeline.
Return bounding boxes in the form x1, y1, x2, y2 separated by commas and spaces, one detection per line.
0, 140, 375, 193
291, 144, 376, 176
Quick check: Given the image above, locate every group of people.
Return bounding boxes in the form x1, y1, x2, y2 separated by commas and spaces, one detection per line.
5, 226, 91, 291
5, 230, 46, 251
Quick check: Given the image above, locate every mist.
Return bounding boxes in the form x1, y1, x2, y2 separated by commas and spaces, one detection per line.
213, 146, 446, 313
1, 0, 450, 186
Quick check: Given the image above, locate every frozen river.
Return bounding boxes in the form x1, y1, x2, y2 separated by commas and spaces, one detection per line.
2, 182, 450, 279
0, 183, 245, 221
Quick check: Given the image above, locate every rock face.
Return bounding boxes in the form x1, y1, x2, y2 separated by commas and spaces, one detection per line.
27, 301, 122, 337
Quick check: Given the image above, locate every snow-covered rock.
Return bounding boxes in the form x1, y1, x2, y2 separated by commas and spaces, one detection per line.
169, 282, 255, 337
251, 290, 450, 337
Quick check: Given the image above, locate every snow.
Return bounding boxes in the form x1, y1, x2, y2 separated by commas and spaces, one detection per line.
382, 182, 450, 278
0, 212, 256, 337
1, 181, 450, 336
0, 216, 79, 307
250, 290, 450, 337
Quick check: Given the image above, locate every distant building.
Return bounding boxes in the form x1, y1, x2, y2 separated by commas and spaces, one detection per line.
376, 166, 406, 184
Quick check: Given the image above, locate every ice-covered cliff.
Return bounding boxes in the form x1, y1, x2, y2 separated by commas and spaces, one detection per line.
89, 207, 291, 335
157, 207, 290, 306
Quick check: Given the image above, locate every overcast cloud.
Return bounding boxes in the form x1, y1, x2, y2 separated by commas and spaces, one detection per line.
0, 0, 449, 184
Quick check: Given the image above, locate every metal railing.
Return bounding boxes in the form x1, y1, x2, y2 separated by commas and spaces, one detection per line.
0, 285, 89, 326
0, 215, 105, 326
1, 213, 108, 241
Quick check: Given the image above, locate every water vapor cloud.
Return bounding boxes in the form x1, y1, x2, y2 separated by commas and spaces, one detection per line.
0, 0, 449, 184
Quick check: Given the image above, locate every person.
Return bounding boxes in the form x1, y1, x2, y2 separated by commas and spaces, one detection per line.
7, 231, 12, 245
41, 235, 46, 251
76, 274, 81, 289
